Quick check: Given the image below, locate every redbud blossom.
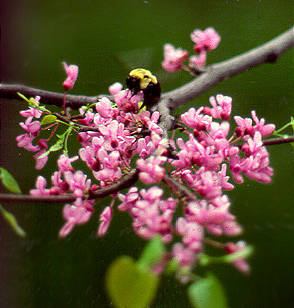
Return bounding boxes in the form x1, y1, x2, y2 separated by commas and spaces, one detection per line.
57, 155, 79, 174
62, 62, 79, 91
176, 218, 203, 251
191, 27, 221, 53
34, 139, 49, 170
20, 105, 42, 118
181, 107, 212, 131
98, 205, 113, 237
59, 198, 94, 237
205, 94, 232, 120
137, 156, 167, 184
189, 51, 207, 68
64, 170, 91, 198
108, 82, 123, 96
162, 43, 188, 72
96, 97, 116, 119
30, 176, 50, 196
185, 201, 242, 236
172, 243, 196, 268
225, 241, 250, 273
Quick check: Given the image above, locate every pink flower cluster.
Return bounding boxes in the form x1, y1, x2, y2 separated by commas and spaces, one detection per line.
162, 27, 220, 72
16, 97, 49, 170
23, 69, 274, 273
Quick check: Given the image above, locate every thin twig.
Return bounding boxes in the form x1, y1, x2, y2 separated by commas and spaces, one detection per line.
163, 174, 196, 201
263, 136, 294, 146
0, 83, 108, 109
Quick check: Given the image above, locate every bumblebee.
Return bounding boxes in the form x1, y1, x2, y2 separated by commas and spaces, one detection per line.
126, 68, 161, 109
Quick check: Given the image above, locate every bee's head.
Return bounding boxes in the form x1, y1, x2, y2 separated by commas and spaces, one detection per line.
126, 68, 158, 93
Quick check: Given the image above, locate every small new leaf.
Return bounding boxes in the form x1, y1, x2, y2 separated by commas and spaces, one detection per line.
0, 204, 26, 237
188, 273, 227, 308
49, 139, 64, 152
106, 256, 159, 308
0, 167, 22, 193
138, 236, 165, 270
41, 115, 57, 125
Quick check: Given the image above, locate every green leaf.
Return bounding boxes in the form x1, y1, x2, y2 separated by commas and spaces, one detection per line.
49, 139, 64, 152
138, 236, 165, 270
0, 167, 22, 193
39, 139, 64, 159
188, 273, 227, 308
0, 204, 26, 237
41, 115, 57, 125
106, 256, 159, 308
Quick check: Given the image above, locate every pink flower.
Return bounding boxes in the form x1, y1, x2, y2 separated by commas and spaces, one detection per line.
185, 200, 242, 236
191, 27, 221, 53
242, 147, 273, 183
96, 97, 117, 119
229, 155, 244, 183
19, 117, 41, 135
109, 82, 123, 96
172, 243, 196, 267
62, 62, 79, 91
181, 107, 212, 131
241, 131, 263, 156
79, 146, 100, 171
118, 187, 139, 212
64, 170, 91, 197
50, 171, 69, 194
34, 139, 49, 170
189, 51, 207, 68
251, 111, 275, 137
57, 154, 79, 173
114, 89, 143, 113
162, 44, 188, 72
225, 241, 250, 273
234, 115, 254, 137
98, 205, 113, 237
176, 218, 203, 251
234, 111, 275, 138
137, 156, 166, 184
16, 133, 39, 152
59, 198, 94, 237
140, 111, 163, 135
30, 176, 50, 196
98, 120, 130, 151
20, 106, 42, 118
132, 193, 175, 242
204, 94, 232, 120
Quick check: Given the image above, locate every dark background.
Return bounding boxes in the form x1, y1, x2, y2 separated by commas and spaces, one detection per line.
1, 1, 294, 307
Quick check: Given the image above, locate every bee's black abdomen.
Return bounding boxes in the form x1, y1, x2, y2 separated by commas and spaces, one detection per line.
143, 82, 161, 107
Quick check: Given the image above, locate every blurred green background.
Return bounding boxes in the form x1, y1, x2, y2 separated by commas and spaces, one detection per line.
1, 0, 294, 307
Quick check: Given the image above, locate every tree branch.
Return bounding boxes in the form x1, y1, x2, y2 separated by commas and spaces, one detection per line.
0, 169, 138, 203
164, 26, 294, 109
0, 26, 293, 113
